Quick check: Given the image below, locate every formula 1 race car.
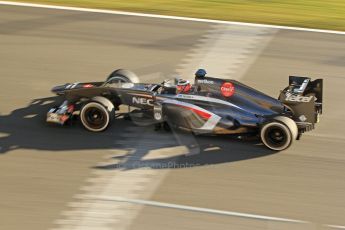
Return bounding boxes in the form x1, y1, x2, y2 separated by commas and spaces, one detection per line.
47, 69, 323, 151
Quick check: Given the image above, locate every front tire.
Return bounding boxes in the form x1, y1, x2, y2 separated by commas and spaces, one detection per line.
106, 69, 139, 84
80, 102, 112, 132
260, 121, 293, 151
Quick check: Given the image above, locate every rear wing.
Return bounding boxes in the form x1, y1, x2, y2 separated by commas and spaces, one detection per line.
288, 76, 323, 113
279, 76, 323, 124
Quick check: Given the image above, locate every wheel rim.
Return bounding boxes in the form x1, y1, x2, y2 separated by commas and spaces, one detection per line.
261, 122, 292, 150
265, 126, 287, 148
81, 104, 109, 131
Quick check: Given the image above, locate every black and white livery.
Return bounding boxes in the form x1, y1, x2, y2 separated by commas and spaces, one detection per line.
47, 69, 323, 151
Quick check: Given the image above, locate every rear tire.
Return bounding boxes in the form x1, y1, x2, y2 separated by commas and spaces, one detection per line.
260, 117, 297, 151
80, 102, 113, 132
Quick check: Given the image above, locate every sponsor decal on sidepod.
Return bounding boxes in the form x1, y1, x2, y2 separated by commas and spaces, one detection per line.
221, 82, 235, 97
285, 92, 314, 102
132, 97, 154, 106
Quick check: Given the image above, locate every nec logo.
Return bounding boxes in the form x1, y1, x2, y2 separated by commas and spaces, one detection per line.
285, 93, 314, 103
132, 97, 154, 106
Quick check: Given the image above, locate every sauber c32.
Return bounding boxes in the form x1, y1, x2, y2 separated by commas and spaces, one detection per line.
47, 69, 323, 151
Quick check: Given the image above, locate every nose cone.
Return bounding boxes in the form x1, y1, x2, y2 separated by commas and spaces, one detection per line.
52, 84, 68, 95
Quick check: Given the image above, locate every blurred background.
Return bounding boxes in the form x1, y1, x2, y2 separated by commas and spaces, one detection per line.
11, 0, 345, 31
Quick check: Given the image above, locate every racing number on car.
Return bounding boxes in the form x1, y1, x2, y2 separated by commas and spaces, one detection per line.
221, 82, 235, 97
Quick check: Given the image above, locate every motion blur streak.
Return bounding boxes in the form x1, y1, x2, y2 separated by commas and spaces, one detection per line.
176, 24, 275, 80
1, 1, 345, 34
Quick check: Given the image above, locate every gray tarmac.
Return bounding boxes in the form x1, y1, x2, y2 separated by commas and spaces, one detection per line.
0, 4, 345, 230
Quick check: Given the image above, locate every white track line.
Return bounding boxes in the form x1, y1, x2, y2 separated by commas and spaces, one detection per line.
82, 195, 308, 224
327, 225, 345, 229
0, 1, 345, 35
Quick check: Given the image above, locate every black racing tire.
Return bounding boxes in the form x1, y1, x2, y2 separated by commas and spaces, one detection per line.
80, 101, 113, 132
260, 121, 294, 151
105, 69, 139, 84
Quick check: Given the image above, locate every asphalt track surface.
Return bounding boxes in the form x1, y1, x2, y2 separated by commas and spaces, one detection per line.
0, 4, 345, 230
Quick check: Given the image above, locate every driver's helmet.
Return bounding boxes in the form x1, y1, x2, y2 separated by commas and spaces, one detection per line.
176, 79, 191, 93
195, 69, 207, 78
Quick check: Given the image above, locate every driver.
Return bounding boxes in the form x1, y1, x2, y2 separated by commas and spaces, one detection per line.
176, 79, 191, 94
